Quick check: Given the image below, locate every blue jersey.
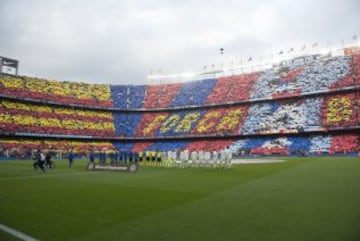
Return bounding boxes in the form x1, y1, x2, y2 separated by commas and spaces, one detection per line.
89, 152, 95, 162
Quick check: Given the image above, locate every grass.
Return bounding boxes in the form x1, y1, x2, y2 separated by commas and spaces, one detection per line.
0, 157, 359, 241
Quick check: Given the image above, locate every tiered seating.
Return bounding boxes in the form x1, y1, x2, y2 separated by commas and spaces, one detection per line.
132, 106, 247, 138
113, 141, 190, 153
134, 110, 203, 137
250, 56, 351, 99
229, 134, 358, 156
310, 134, 358, 154
0, 76, 112, 107
352, 53, 360, 84
132, 142, 154, 153
170, 79, 216, 107
109, 85, 128, 108
154, 110, 205, 137
234, 137, 270, 151
113, 112, 143, 137
329, 54, 360, 89
321, 92, 358, 127
110, 85, 146, 109
271, 68, 304, 98
240, 137, 311, 156
143, 83, 181, 108
112, 142, 135, 151
146, 141, 189, 151
186, 140, 233, 152
299, 56, 351, 93
286, 137, 312, 154
240, 97, 323, 134
245, 137, 290, 155
303, 97, 323, 131
329, 134, 358, 154
309, 135, 332, 154
250, 67, 302, 99
248, 137, 305, 155
0, 99, 115, 137
192, 109, 223, 135
193, 106, 247, 135
1, 134, 358, 156
130, 85, 146, 108
1, 50, 359, 157
250, 146, 289, 155
206, 73, 258, 104
134, 112, 170, 137
0, 138, 114, 153
329, 75, 354, 90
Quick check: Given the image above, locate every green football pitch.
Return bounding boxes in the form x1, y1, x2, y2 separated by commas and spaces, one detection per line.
0, 157, 359, 241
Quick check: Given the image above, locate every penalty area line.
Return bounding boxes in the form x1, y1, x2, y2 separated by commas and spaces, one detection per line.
0, 224, 39, 241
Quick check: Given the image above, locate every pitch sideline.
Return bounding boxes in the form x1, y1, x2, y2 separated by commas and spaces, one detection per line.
0, 224, 39, 241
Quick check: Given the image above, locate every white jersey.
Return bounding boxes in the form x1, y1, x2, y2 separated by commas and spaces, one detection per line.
227, 149, 233, 161
40, 152, 46, 161
204, 151, 211, 161
212, 151, 218, 161
172, 151, 178, 160
220, 149, 227, 161
198, 151, 204, 161
191, 151, 198, 161
184, 150, 189, 161
167, 151, 172, 160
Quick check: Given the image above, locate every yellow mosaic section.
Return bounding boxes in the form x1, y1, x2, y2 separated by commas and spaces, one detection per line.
0, 100, 115, 131
0, 76, 111, 101
326, 96, 353, 123
0, 139, 114, 152
1, 100, 113, 120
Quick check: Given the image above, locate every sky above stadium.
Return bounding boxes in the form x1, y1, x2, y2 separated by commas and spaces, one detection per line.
0, 0, 359, 85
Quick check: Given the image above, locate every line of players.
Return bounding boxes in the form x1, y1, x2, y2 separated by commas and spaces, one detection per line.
158, 147, 233, 169
92, 147, 233, 169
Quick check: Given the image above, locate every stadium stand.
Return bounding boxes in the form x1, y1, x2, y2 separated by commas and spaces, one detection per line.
169, 79, 217, 107
0, 50, 359, 157
206, 73, 258, 104
113, 112, 143, 137
110, 85, 146, 109
229, 134, 357, 156
0, 99, 115, 137
240, 97, 325, 134
321, 92, 357, 127
143, 83, 181, 108
0, 76, 113, 107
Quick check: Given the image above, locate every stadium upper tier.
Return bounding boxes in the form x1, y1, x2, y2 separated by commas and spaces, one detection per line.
0, 53, 359, 110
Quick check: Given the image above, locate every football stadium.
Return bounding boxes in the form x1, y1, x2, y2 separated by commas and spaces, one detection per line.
1, 46, 360, 241
1, 1, 360, 241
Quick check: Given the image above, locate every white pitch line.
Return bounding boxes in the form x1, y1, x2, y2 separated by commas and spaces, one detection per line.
232, 159, 286, 164
0, 171, 97, 181
0, 224, 39, 241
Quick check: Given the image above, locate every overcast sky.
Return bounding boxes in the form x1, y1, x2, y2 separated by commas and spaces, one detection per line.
0, 0, 359, 85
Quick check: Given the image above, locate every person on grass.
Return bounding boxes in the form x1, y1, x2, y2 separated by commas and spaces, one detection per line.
68, 149, 74, 168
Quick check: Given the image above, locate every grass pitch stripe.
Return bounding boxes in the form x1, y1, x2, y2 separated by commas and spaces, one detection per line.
0, 224, 39, 241
0, 171, 96, 181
